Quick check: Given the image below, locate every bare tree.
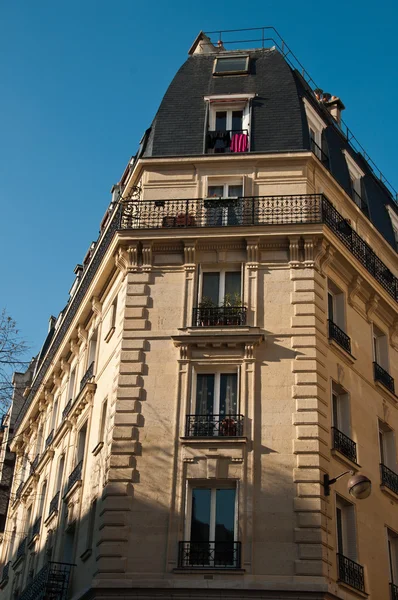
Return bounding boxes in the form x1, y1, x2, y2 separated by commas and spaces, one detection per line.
0, 309, 29, 413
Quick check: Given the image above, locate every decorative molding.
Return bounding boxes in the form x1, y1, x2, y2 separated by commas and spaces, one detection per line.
60, 357, 70, 375
77, 325, 88, 348
366, 293, 380, 323
69, 338, 79, 357
303, 236, 316, 266
184, 241, 196, 269
389, 318, 398, 351
246, 238, 260, 266
115, 244, 139, 277
348, 274, 364, 307
289, 236, 301, 267
91, 297, 103, 320
320, 244, 335, 275
142, 242, 153, 271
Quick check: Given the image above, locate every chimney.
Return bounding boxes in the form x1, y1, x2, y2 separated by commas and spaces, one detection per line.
48, 315, 56, 332
325, 95, 345, 126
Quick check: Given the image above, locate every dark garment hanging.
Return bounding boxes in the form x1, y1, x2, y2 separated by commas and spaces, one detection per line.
207, 130, 231, 151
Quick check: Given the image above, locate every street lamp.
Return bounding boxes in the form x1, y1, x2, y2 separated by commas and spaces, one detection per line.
323, 470, 371, 499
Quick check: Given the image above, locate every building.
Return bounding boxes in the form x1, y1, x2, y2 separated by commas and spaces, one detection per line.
0, 27, 398, 600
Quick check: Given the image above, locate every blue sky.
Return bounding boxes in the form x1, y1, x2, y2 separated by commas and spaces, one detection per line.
1, 0, 397, 361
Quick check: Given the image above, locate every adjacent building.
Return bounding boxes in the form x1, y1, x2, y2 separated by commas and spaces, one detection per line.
0, 28, 398, 600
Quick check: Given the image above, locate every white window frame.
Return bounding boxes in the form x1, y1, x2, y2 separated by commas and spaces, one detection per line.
198, 266, 243, 306
205, 94, 254, 137
67, 365, 77, 402
327, 280, 346, 331
343, 150, 365, 206
190, 367, 240, 415
303, 98, 327, 158
213, 55, 249, 76
372, 324, 389, 372
387, 528, 398, 585
379, 420, 397, 472
331, 381, 351, 437
184, 481, 239, 544
336, 495, 358, 561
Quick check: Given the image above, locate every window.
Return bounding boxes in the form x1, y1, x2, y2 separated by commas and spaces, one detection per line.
327, 280, 346, 331
182, 484, 239, 568
379, 421, 397, 472
85, 500, 97, 555
25, 505, 32, 539
386, 205, 398, 251
55, 455, 65, 495
189, 372, 240, 437
206, 183, 243, 226
388, 529, 398, 588
67, 368, 76, 402
200, 269, 241, 307
35, 426, 43, 458
205, 94, 252, 154
343, 150, 367, 213
39, 481, 47, 519
88, 329, 97, 371
99, 399, 108, 445
77, 422, 87, 465
336, 495, 357, 561
373, 325, 389, 371
331, 382, 356, 463
213, 56, 249, 75
303, 98, 327, 164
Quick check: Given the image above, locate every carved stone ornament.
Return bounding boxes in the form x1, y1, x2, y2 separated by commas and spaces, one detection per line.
366, 292, 380, 322
289, 236, 301, 267
348, 274, 364, 307
69, 338, 79, 357
142, 242, 153, 271
303, 236, 316, 266
60, 357, 71, 375
91, 297, 103, 319
184, 241, 196, 270
389, 318, 398, 350
319, 244, 335, 275
314, 239, 328, 273
247, 238, 260, 266
77, 325, 88, 347
115, 244, 139, 276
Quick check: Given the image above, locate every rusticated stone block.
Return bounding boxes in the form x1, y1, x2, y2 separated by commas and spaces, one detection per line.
293, 468, 321, 483
118, 374, 140, 387
114, 413, 142, 427
123, 319, 147, 331
294, 528, 323, 543
120, 350, 142, 362
107, 467, 135, 482
295, 559, 325, 576
125, 295, 149, 307
112, 426, 135, 440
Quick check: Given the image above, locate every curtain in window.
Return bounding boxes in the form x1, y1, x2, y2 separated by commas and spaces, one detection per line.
196, 375, 215, 415
220, 374, 237, 415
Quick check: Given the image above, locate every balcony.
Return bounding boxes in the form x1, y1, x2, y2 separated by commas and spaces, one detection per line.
48, 491, 60, 518
310, 138, 329, 170
45, 429, 54, 449
30, 454, 40, 474
374, 362, 395, 394
178, 541, 241, 569
381, 464, 398, 496
65, 461, 83, 496
206, 129, 249, 154
80, 361, 95, 392
119, 193, 398, 304
391, 583, 398, 600
192, 306, 247, 327
328, 320, 351, 354
332, 427, 357, 463
62, 399, 72, 421
185, 414, 244, 437
18, 561, 73, 600
337, 553, 365, 592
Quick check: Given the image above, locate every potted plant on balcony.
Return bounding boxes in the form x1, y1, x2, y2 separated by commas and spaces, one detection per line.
198, 297, 216, 326
219, 417, 237, 437
222, 292, 243, 325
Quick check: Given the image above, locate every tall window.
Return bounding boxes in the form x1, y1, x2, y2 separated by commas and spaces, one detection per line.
200, 270, 241, 307
56, 455, 65, 495
327, 280, 346, 331
186, 485, 237, 567
331, 382, 356, 463
39, 481, 47, 519
99, 399, 108, 445
206, 183, 243, 226
77, 422, 87, 465
51, 398, 59, 432
336, 495, 357, 561
207, 98, 250, 154
379, 421, 397, 472
195, 373, 238, 417
373, 325, 389, 371
67, 368, 76, 402
88, 329, 98, 370
388, 529, 398, 588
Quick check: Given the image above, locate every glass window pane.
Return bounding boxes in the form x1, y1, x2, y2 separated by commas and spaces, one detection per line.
227, 185, 243, 198
225, 272, 241, 299
232, 110, 243, 132
208, 186, 224, 198
328, 292, 334, 321
336, 507, 344, 554
215, 489, 235, 542
215, 111, 227, 131
191, 489, 211, 542
215, 57, 248, 73
220, 374, 237, 415
196, 374, 215, 415
202, 272, 220, 305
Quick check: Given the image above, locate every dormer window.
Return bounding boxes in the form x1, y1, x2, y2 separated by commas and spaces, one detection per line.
213, 56, 249, 76
204, 94, 253, 154
343, 150, 368, 216
303, 98, 328, 167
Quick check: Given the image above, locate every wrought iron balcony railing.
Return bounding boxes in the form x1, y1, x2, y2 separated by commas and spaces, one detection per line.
62, 399, 73, 421
15, 537, 27, 564
310, 138, 330, 169
192, 306, 247, 327
120, 194, 398, 304
48, 491, 60, 517
206, 129, 249, 154
178, 541, 241, 569
332, 427, 357, 463
381, 464, 398, 495
391, 582, 398, 600
80, 361, 95, 392
45, 429, 54, 449
1, 561, 10, 582
328, 320, 351, 354
30, 454, 40, 474
374, 362, 395, 394
18, 561, 73, 600
65, 461, 83, 496
185, 414, 244, 437
337, 553, 365, 592
30, 517, 41, 541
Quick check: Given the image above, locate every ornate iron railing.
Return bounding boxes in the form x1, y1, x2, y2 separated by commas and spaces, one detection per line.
45, 429, 54, 448
206, 129, 249, 154
328, 320, 351, 354
185, 414, 244, 437
381, 464, 398, 495
30, 454, 40, 474
1, 561, 10, 582
15, 537, 27, 563
337, 553, 365, 592
18, 561, 73, 600
80, 361, 95, 392
178, 541, 241, 569
332, 427, 357, 463
65, 461, 83, 496
30, 517, 41, 540
15, 481, 24, 500
391, 582, 398, 600
374, 362, 395, 394
310, 138, 329, 169
48, 491, 60, 517
62, 399, 72, 421
192, 306, 247, 327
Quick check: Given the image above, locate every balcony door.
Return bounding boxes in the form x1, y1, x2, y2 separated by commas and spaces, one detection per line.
206, 184, 243, 226
201, 270, 241, 307
188, 486, 237, 567
195, 373, 238, 417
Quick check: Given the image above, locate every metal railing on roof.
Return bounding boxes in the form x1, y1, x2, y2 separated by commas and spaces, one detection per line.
203, 27, 398, 203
